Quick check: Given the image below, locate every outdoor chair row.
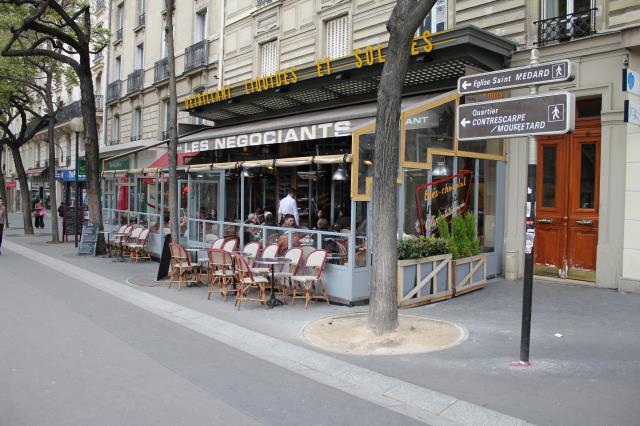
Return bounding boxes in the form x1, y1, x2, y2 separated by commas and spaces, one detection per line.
109, 224, 152, 262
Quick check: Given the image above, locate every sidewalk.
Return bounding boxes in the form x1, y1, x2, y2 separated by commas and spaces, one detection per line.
3, 213, 640, 425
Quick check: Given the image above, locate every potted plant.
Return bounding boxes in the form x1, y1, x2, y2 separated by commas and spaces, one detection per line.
396, 236, 452, 308
438, 213, 487, 296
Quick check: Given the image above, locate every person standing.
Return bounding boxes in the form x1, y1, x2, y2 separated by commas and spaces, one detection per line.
278, 187, 299, 226
0, 198, 5, 255
35, 199, 46, 229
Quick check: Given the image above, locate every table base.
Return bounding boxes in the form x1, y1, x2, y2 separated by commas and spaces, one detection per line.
266, 293, 287, 309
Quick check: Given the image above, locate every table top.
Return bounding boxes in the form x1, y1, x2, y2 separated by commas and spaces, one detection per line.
255, 257, 291, 265
327, 253, 346, 259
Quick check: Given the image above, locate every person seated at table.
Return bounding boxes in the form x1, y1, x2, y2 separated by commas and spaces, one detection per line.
336, 208, 351, 231
277, 214, 300, 248
316, 218, 330, 231
244, 213, 260, 242
207, 208, 217, 221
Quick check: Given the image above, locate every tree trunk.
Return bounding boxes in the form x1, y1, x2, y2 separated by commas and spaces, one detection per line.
45, 72, 60, 243
0, 145, 9, 228
165, 1, 180, 240
78, 49, 105, 252
368, 1, 434, 335
9, 143, 34, 235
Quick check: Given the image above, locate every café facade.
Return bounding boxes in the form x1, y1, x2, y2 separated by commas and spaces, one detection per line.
102, 26, 515, 304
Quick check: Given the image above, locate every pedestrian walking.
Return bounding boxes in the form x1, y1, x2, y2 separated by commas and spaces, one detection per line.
0, 198, 5, 255
34, 199, 45, 229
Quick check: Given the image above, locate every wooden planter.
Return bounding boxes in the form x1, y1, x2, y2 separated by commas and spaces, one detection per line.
452, 254, 488, 296
397, 254, 452, 308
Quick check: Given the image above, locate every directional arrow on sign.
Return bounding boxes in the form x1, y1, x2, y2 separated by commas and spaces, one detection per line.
457, 92, 575, 140
461, 81, 471, 90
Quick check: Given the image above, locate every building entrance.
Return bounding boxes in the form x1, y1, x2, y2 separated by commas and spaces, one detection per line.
535, 107, 600, 281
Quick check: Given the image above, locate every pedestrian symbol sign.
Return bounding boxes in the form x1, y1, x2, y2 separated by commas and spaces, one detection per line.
548, 104, 564, 122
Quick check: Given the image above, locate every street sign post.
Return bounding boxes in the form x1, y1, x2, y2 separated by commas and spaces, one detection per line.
457, 92, 575, 140
457, 60, 574, 95
623, 68, 640, 96
624, 99, 640, 125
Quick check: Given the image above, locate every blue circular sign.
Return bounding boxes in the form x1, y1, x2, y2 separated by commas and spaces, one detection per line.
628, 71, 635, 90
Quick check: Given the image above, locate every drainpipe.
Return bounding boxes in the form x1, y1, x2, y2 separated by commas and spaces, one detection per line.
217, 0, 225, 90
102, 0, 113, 148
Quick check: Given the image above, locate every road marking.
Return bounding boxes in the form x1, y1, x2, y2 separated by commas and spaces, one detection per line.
4, 240, 533, 426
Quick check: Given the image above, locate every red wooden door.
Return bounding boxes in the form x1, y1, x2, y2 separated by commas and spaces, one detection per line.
535, 117, 600, 281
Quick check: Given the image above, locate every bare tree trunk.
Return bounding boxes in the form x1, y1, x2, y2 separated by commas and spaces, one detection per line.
0, 145, 8, 228
165, 0, 180, 240
9, 144, 34, 235
368, 0, 435, 335
45, 70, 60, 242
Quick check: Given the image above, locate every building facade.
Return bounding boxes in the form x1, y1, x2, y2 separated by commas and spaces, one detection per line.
100, 0, 640, 294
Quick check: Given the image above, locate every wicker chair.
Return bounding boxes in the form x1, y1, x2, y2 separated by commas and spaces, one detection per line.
129, 228, 151, 263
207, 249, 235, 301
273, 247, 303, 296
234, 254, 269, 310
168, 243, 201, 289
290, 249, 329, 308
222, 237, 239, 253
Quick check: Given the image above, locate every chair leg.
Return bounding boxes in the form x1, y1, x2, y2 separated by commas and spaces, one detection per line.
304, 282, 311, 309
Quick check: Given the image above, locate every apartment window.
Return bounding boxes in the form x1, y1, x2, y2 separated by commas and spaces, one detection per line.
112, 114, 120, 144
194, 9, 207, 43
260, 40, 278, 76
161, 17, 168, 58
135, 44, 144, 69
114, 56, 121, 80
419, 0, 447, 34
116, 3, 124, 38
162, 99, 170, 138
543, 0, 592, 18
136, 0, 145, 26
326, 16, 349, 60
133, 108, 142, 141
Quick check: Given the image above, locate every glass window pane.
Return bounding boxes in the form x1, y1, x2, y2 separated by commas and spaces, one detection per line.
357, 133, 375, 195
457, 139, 504, 156
478, 159, 497, 252
579, 143, 596, 209
404, 169, 429, 237
405, 100, 455, 164
542, 146, 557, 208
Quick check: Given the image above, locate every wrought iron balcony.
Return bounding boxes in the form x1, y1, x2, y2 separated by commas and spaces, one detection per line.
107, 81, 121, 102
535, 8, 597, 46
108, 139, 120, 146
137, 13, 145, 28
55, 100, 82, 124
94, 95, 104, 111
161, 130, 172, 140
256, 0, 276, 7
127, 69, 144, 93
130, 134, 141, 142
184, 40, 208, 71
154, 57, 170, 83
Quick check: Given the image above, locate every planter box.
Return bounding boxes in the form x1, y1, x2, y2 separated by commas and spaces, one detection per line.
397, 254, 452, 308
452, 254, 487, 296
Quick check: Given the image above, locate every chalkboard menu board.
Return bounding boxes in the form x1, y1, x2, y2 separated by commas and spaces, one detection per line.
63, 206, 84, 237
78, 221, 99, 256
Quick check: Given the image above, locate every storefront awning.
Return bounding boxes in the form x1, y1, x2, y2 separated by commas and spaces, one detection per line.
147, 152, 198, 168
26, 167, 47, 176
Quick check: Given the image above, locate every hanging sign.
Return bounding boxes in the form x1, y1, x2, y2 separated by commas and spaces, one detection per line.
623, 68, 640, 96
624, 99, 640, 126
4, 181, 16, 189
458, 60, 574, 95
457, 92, 575, 140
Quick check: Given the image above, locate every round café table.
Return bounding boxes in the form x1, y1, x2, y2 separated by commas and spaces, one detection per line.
254, 257, 291, 309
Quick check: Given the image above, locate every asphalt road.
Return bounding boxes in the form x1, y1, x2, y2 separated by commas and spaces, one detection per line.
0, 250, 422, 426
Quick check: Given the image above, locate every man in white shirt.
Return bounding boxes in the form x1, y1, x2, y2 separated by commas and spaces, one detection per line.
278, 187, 299, 226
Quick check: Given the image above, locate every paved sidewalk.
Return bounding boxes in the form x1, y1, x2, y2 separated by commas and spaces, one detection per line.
3, 216, 640, 425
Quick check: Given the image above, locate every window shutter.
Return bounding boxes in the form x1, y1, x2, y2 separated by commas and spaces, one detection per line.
261, 41, 278, 76
326, 16, 349, 59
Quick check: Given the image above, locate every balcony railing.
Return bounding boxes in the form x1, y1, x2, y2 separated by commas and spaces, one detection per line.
94, 95, 104, 111
154, 57, 170, 83
108, 139, 120, 146
55, 100, 82, 124
161, 130, 172, 140
115, 27, 123, 42
127, 69, 144, 93
93, 51, 103, 63
256, 0, 276, 7
535, 8, 597, 46
107, 81, 121, 102
130, 134, 141, 142
184, 40, 208, 71
137, 13, 145, 28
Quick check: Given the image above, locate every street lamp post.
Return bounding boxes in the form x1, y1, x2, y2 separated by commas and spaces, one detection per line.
74, 131, 80, 248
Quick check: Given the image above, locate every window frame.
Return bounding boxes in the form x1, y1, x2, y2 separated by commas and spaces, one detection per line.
325, 15, 350, 60
133, 107, 142, 140
260, 39, 279, 76
135, 43, 144, 70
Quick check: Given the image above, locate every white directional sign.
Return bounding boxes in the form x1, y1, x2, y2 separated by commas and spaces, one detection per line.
624, 99, 640, 126
457, 60, 574, 95
623, 68, 640, 96
457, 92, 575, 140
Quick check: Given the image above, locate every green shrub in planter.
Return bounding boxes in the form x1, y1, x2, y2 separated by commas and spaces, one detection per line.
441, 213, 480, 260
397, 236, 449, 260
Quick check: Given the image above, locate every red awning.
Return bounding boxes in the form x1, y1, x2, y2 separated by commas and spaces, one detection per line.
147, 152, 198, 169
26, 167, 47, 176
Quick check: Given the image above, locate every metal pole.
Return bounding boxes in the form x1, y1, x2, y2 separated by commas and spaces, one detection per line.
74, 131, 80, 248
519, 48, 539, 365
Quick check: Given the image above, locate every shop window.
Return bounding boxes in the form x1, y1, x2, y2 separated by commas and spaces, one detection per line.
132, 108, 142, 141
114, 56, 121, 80
326, 15, 349, 60
457, 139, 504, 156
404, 98, 455, 166
260, 40, 278, 76
351, 128, 375, 201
